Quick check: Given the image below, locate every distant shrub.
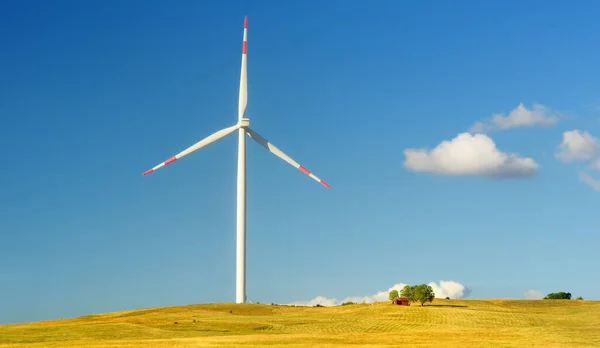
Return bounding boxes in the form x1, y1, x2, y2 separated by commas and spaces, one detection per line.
315, 304, 324, 307
341, 301, 355, 306
544, 292, 572, 300
445, 297, 450, 300
576, 296, 583, 300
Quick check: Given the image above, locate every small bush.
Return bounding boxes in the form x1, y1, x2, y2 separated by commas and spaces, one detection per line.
445, 297, 450, 300
341, 301, 355, 306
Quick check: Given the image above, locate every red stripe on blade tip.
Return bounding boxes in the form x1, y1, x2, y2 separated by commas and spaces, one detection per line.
142, 169, 153, 176
320, 180, 331, 188
298, 166, 310, 175
244, 16, 248, 28
164, 156, 177, 165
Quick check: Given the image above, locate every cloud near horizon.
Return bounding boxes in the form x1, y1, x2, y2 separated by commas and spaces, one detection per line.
524, 289, 544, 299
291, 281, 471, 306
403, 132, 537, 178
470, 103, 560, 133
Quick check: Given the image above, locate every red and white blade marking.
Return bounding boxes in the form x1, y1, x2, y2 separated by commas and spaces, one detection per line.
143, 156, 177, 176
142, 124, 239, 176
246, 128, 330, 188
238, 16, 248, 121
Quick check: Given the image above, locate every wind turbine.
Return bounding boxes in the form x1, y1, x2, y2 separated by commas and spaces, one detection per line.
142, 16, 330, 304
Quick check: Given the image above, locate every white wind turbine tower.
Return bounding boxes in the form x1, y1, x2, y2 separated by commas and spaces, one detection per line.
142, 17, 330, 304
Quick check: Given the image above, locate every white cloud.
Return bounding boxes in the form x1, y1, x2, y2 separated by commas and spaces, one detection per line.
290, 283, 408, 306
403, 132, 538, 178
554, 130, 600, 192
555, 130, 599, 162
524, 289, 544, 299
428, 280, 471, 299
469, 103, 560, 133
291, 281, 470, 306
579, 171, 600, 191
293, 295, 340, 307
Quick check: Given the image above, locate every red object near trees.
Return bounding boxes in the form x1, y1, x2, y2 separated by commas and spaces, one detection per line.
392, 298, 410, 306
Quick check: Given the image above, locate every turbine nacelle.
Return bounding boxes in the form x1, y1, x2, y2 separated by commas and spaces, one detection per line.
238, 118, 250, 129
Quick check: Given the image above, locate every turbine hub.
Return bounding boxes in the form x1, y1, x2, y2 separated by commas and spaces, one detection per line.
239, 118, 250, 128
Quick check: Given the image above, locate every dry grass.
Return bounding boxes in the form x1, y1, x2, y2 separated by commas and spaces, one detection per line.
1, 299, 599, 347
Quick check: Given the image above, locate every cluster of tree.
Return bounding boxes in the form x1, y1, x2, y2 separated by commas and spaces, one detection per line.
544, 292, 571, 300
543, 292, 583, 300
389, 284, 435, 306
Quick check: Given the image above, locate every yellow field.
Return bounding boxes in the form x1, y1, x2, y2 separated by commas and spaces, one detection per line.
1, 299, 599, 347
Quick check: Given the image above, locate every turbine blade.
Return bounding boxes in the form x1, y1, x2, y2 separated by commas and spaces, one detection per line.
238, 16, 248, 121
142, 124, 239, 176
246, 128, 330, 188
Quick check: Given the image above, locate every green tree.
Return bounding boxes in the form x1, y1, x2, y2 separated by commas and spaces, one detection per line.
544, 292, 571, 300
414, 284, 435, 306
400, 285, 416, 303
389, 289, 399, 301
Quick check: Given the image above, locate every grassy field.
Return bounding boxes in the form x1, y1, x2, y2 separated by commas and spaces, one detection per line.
1, 299, 599, 347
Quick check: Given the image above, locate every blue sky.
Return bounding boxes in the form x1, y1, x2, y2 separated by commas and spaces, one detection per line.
1, 0, 600, 323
